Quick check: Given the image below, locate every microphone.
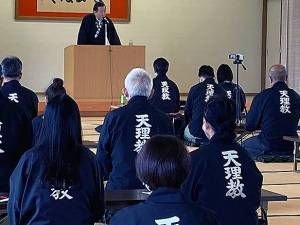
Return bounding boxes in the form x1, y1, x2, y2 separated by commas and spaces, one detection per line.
102, 17, 109, 24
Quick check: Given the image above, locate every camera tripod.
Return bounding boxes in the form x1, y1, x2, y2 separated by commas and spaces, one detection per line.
232, 59, 247, 124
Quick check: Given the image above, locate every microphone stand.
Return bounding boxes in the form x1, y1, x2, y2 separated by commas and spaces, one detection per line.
233, 59, 247, 125
103, 17, 109, 45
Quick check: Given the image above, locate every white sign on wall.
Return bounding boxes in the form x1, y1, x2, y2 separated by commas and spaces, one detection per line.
37, 0, 111, 14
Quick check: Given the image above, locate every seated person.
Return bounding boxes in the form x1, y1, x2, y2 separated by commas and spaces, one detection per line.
110, 135, 218, 225
149, 57, 180, 113
184, 65, 226, 144
32, 78, 66, 145
1, 56, 38, 121
217, 64, 246, 113
97, 68, 173, 190
8, 95, 104, 225
182, 96, 263, 225
0, 93, 32, 192
243, 64, 300, 159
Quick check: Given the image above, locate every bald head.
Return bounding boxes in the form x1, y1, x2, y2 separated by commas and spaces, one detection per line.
269, 64, 288, 83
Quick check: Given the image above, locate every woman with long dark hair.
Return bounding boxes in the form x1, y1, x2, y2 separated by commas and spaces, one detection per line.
182, 95, 262, 225
32, 78, 66, 145
8, 94, 104, 225
110, 135, 218, 225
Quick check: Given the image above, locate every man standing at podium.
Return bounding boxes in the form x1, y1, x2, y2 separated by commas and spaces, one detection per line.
77, 1, 121, 45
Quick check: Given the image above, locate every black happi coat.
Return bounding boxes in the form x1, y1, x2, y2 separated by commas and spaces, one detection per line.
219, 81, 246, 112
97, 96, 173, 190
246, 82, 300, 154
77, 14, 121, 45
1, 80, 38, 121
182, 135, 263, 225
0, 93, 32, 192
110, 188, 219, 225
8, 147, 104, 225
185, 78, 226, 140
149, 73, 180, 114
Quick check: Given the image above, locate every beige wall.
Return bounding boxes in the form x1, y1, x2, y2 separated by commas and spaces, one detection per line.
0, 0, 263, 93
266, 0, 282, 88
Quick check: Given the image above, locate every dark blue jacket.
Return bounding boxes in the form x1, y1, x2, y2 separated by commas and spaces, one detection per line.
77, 14, 121, 45
246, 82, 300, 154
149, 73, 180, 113
219, 81, 246, 112
185, 78, 226, 140
97, 96, 173, 190
1, 80, 38, 121
32, 115, 43, 145
110, 187, 219, 225
0, 93, 32, 192
8, 147, 104, 225
182, 134, 263, 225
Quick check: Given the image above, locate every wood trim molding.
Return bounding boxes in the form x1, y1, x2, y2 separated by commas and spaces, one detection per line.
261, 0, 268, 90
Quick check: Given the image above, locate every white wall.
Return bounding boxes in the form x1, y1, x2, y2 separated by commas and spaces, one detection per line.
0, 0, 263, 93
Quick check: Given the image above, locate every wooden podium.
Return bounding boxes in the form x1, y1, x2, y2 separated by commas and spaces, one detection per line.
64, 45, 145, 115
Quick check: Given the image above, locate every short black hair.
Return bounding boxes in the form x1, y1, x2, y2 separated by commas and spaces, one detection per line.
203, 95, 236, 141
136, 135, 190, 190
1, 56, 22, 78
153, 58, 169, 74
93, 1, 106, 12
198, 65, 214, 78
217, 64, 233, 83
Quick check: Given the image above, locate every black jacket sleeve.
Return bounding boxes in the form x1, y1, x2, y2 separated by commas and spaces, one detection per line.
245, 94, 263, 131
8, 152, 32, 225
184, 90, 193, 125
108, 19, 121, 45
96, 114, 113, 180
77, 16, 89, 45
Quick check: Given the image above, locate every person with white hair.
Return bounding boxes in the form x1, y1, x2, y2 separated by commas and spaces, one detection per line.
243, 64, 300, 159
96, 68, 173, 190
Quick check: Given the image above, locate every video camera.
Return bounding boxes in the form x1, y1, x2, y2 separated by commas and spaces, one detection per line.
229, 54, 244, 64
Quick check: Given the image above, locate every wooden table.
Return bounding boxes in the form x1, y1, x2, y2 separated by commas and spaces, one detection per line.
83, 140, 98, 149
105, 189, 150, 209
105, 188, 287, 220
260, 189, 287, 221
283, 136, 300, 171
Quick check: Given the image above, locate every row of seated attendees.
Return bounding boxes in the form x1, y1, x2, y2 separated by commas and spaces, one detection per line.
0, 55, 299, 225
